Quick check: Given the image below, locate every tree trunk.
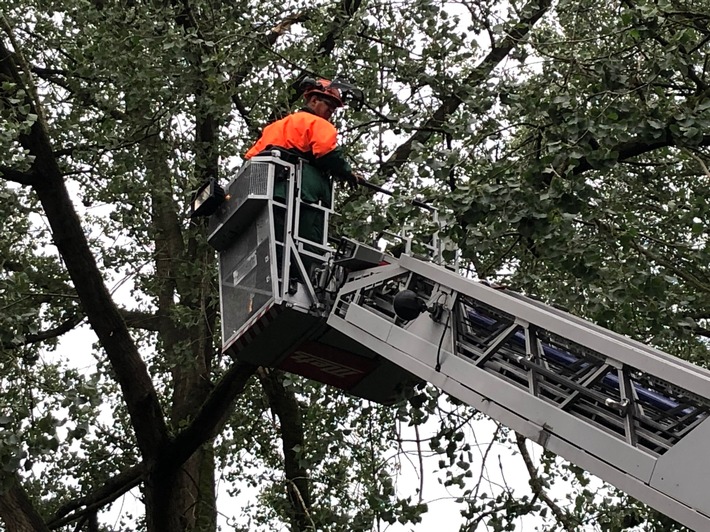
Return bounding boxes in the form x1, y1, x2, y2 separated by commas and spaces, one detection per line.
0, 476, 51, 532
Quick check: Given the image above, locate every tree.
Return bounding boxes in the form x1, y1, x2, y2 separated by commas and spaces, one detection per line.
1, 0, 708, 530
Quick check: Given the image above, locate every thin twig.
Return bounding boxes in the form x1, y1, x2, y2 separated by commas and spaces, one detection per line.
285, 478, 316, 531
515, 433, 580, 532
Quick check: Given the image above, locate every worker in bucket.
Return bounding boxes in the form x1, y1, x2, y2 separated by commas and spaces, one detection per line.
245, 77, 363, 245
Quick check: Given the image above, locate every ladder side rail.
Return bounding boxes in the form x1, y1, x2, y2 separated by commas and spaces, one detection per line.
342, 303, 656, 477
336, 262, 409, 294
345, 270, 705, 450
326, 308, 710, 532
505, 288, 710, 374
399, 255, 710, 401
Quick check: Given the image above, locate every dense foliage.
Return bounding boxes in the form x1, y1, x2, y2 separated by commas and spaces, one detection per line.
1, 0, 709, 530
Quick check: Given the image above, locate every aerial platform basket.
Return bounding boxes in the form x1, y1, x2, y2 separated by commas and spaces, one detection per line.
208, 154, 419, 404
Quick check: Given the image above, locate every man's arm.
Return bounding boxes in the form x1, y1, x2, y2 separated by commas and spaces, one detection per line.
308, 117, 361, 187
313, 147, 363, 187
314, 146, 350, 174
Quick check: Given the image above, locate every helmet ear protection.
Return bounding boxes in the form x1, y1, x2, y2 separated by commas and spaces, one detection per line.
299, 77, 320, 91
299, 77, 364, 110
329, 79, 364, 110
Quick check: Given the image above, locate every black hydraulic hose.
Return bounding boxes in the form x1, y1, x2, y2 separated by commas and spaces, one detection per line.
360, 180, 435, 212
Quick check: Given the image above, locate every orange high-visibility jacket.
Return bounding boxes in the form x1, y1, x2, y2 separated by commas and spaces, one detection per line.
245, 110, 352, 179
245, 110, 336, 159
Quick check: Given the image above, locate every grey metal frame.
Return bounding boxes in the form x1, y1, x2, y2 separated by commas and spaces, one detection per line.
377, 200, 460, 270
215, 158, 283, 349
278, 158, 337, 307
216, 154, 340, 348
327, 254, 710, 531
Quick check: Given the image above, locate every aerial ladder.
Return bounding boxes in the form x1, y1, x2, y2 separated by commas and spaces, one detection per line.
192, 153, 710, 531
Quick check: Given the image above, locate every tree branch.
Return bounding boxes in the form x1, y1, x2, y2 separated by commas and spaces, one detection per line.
2, 314, 84, 349
631, 238, 710, 293
515, 433, 580, 531
0, 165, 36, 185
593, 218, 710, 293
258, 369, 311, 530
260, 0, 367, 126
684, 148, 710, 178
48, 359, 256, 529
154, 360, 257, 475
28, 65, 128, 122
572, 131, 710, 176
0, 15, 49, 135
226, 11, 311, 134
318, 0, 363, 57
621, 0, 707, 93
378, 0, 553, 180
47, 464, 145, 529
120, 309, 163, 332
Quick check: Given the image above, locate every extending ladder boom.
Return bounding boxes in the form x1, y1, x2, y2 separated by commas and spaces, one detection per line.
327, 254, 710, 531
205, 155, 710, 529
